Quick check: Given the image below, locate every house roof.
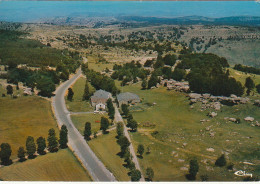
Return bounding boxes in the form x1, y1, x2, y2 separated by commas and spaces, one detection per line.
116, 92, 140, 102
91, 89, 111, 102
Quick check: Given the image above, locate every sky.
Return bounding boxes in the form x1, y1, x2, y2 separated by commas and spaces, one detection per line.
0, 1, 260, 22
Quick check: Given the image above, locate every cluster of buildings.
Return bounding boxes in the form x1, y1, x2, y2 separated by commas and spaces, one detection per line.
90, 89, 140, 111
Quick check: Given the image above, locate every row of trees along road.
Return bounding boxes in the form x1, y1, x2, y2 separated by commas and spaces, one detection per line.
0, 125, 68, 166
116, 122, 142, 181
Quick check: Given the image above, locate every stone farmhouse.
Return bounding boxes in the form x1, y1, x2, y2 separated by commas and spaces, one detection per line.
90, 89, 112, 110
116, 92, 140, 107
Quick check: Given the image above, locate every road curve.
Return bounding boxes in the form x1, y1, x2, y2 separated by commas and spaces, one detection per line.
52, 68, 116, 181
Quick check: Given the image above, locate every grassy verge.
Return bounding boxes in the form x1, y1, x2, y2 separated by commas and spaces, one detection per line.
70, 113, 109, 135
88, 130, 130, 181
0, 149, 91, 181
117, 81, 260, 181
65, 77, 95, 112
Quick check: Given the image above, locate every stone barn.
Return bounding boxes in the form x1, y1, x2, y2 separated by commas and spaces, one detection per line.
116, 92, 140, 107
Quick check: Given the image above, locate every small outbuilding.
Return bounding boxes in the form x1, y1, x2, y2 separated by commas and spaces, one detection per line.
90, 89, 112, 110
116, 92, 140, 107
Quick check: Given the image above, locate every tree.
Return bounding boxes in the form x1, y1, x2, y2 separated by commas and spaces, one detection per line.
172, 68, 186, 81
245, 77, 255, 95
137, 144, 144, 158
148, 74, 158, 89
215, 154, 226, 167
200, 174, 209, 181
117, 136, 130, 155
0, 143, 12, 165
36, 137, 46, 155
127, 119, 138, 132
59, 125, 68, 149
26, 136, 36, 159
141, 79, 147, 90
67, 88, 74, 101
256, 84, 260, 94
47, 128, 58, 152
116, 122, 124, 138
131, 169, 142, 181
107, 98, 115, 120
100, 117, 109, 134
36, 77, 55, 97
82, 80, 91, 101
146, 167, 154, 181
121, 104, 129, 116
6, 85, 13, 95
17, 147, 26, 162
84, 122, 92, 141
187, 159, 199, 180
163, 54, 177, 66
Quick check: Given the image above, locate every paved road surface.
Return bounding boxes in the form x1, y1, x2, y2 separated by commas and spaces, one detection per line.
114, 104, 145, 181
52, 68, 116, 181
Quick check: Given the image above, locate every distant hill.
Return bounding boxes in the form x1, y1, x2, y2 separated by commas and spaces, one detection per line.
118, 16, 260, 27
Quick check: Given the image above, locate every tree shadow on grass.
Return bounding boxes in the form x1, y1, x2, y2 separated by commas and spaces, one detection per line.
116, 151, 124, 158
28, 155, 37, 159
185, 174, 196, 181
18, 158, 27, 162
137, 155, 143, 159
1, 159, 13, 166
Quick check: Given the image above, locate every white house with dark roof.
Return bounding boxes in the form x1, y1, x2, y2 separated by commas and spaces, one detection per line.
90, 89, 112, 110
116, 92, 140, 107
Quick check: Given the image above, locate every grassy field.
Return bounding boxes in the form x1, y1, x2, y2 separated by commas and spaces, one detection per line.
0, 85, 92, 181
87, 55, 114, 72
207, 40, 260, 68
0, 149, 91, 181
0, 95, 59, 159
117, 81, 260, 181
71, 113, 110, 135
229, 68, 260, 87
88, 130, 130, 181
65, 77, 95, 112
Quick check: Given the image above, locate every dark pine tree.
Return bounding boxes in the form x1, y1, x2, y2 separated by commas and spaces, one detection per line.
116, 122, 124, 138
36, 137, 46, 155
100, 117, 109, 134
121, 104, 129, 117
26, 136, 36, 159
84, 122, 92, 141
245, 77, 255, 96
215, 154, 227, 167
187, 159, 199, 180
47, 128, 58, 152
17, 146, 26, 162
137, 144, 145, 158
0, 143, 12, 165
6, 85, 13, 95
131, 169, 142, 181
67, 88, 74, 101
82, 80, 91, 101
107, 98, 115, 120
146, 167, 154, 181
59, 125, 68, 149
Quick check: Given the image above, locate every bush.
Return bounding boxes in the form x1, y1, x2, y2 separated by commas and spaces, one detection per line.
215, 154, 226, 167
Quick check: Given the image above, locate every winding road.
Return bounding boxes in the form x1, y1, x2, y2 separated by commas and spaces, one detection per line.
52, 68, 116, 181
